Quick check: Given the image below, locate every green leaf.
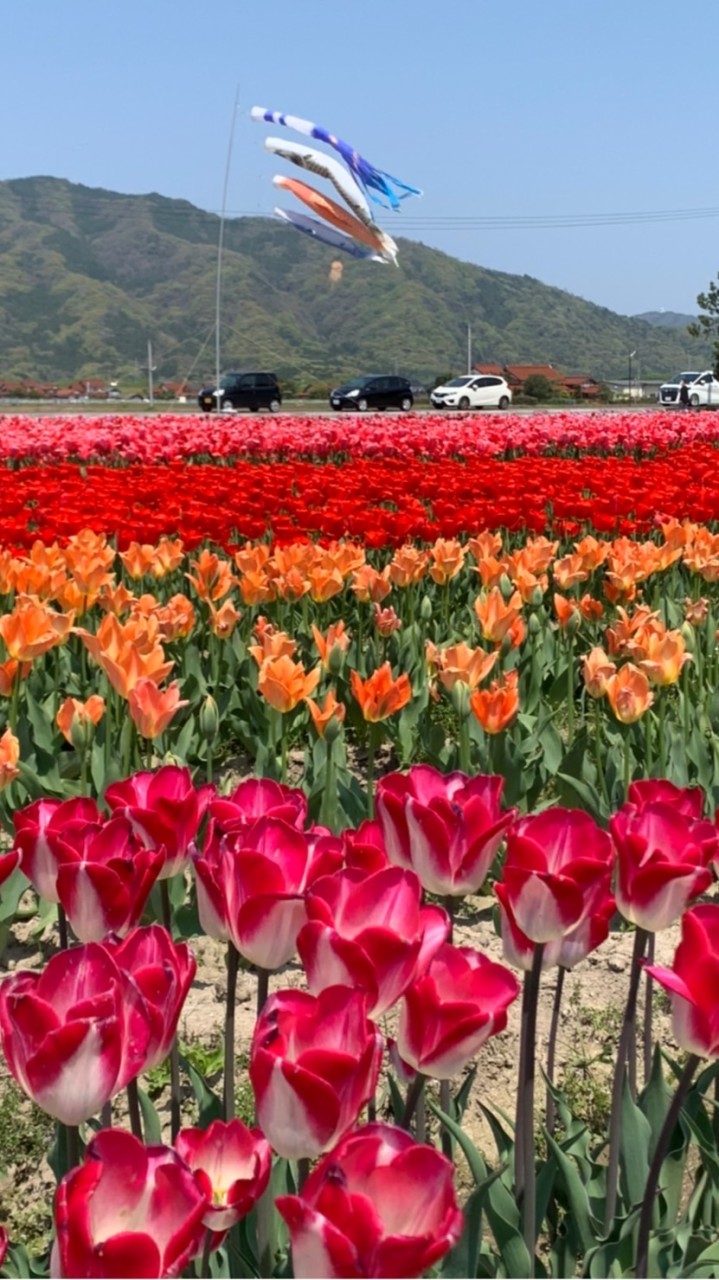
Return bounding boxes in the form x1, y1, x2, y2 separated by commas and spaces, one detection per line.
619, 1072, 652, 1209
427, 1100, 489, 1188
545, 1130, 598, 1255
440, 1184, 485, 1278
23, 688, 56, 755
554, 770, 603, 821
136, 1084, 162, 1144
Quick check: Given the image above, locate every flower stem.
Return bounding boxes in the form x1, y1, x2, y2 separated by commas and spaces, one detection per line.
320, 737, 336, 831
545, 966, 566, 1137
57, 903, 69, 951
126, 1078, 143, 1140
604, 926, 649, 1230
402, 1071, 426, 1131
365, 723, 381, 820
566, 632, 575, 747
160, 880, 181, 1141
518, 943, 544, 1277
224, 942, 239, 1122
643, 933, 656, 1087
635, 1053, 699, 1278
200, 1228, 214, 1280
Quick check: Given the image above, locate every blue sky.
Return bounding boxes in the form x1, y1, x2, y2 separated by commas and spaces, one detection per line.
4, 0, 718, 317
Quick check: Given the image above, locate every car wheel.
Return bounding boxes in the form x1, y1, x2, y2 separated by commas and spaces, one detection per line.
690, 394, 701, 408
498, 396, 510, 410
221, 397, 233, 410
458, 396, 470, 410
358, 398, 369, 411
269, 398, 281, 413
400, 397, 413, 411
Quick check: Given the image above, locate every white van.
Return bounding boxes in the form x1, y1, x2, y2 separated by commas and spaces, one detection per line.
658, 370, 718, 408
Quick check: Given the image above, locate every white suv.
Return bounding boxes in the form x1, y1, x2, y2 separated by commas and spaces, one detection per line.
431, 374, 512, 411
658, 370, 719, 408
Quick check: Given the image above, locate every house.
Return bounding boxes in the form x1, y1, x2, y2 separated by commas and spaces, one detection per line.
475, 363, 602, 399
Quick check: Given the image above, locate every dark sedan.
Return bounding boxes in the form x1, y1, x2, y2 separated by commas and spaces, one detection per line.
329, 375, 414, 412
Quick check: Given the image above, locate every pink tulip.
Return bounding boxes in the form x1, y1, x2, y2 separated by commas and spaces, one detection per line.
376, 765, 516, 896
626, 778, 706, 819
13, 796, 101, 902
250, 986, 381, 1160
106, 924, 196, 1070
208, 776, 307, 835
611, 787, 718, 932
276, 1123, 463, 1278
298, 866, 449, 1016
645, 905, 719, 1057
341, 819, 390, 875
0, 1225, 7, 1269
0, 944, 151, 1124
0, 850, 18, 889
54, 816, 163, 942
175, 1118, 272, 1232
397, 943, 520, 1078
52, 1128, 206, 1278
194, 816, 342, 968
105, 765, 214, 879
497, 808, 614, 944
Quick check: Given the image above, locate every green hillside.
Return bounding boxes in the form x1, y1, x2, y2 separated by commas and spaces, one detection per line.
0, 176, 709, 386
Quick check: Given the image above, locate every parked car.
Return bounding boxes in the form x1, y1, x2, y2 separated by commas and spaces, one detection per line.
658, 370, 719, 408
198, 371, 282, 412
430, 375, 512, 410
329, 375, 414, 412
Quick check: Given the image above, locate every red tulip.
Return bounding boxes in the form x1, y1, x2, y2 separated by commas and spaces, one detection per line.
341, 819, 390, 876
298, 866, 449, 1016
626, 778, 705, 819
276, 1123, 463, 1278
0, 944, 151, 1123
376, 765, 516, 896
397, 943, 520, 1078
52, 1128, 206, 1278
250, 986, 381, 1159
496, 808, 614, 944
645, 905, 719, 1057
194, 816, 342, 969
498, 879, 615, 971
0, 850, 18, 889
0, 1225, 7, 1269
106, 925, 196, 1070
208, 776, 308, 835
54, 816, 163, 942
105, 765, 214, 879
175, 1118, 272, 1232
611, 787, 717, 932
13, 796, 101, 903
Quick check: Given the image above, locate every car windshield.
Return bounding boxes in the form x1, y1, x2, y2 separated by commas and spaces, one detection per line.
669, 372, 700, 385
445, 377, 473, 388
336, 377, 373, 392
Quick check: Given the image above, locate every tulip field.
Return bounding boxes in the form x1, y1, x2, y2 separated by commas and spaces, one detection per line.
2, 407, 719, 1277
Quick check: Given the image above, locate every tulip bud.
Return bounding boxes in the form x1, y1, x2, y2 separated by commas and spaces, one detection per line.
499, 573, 514, 602
530, 585, 545, 608
200, 693, 220, 743
528, 612, 542, 636
420, 594, 433, 620
449, 680, 471, 719
564, 609, 582, 638
327, 643, 346, 677
67, 711, 95, 753
680, 622, 696, 653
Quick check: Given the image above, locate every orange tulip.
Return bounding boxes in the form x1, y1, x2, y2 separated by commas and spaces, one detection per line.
185, 549, 236, 603
209, 599, 242, 640
234, 541, 271, 576
237, 568, 276, 605
306, 690, 346, 739
306, 564, 344, 604
76, 614, 173, 698
0, 659, 22, 697
373, 605, 402, 637
349, 663, 412, 723
388, 544, 429, 588
472, 553, 507, 591
248, 620, 296, 667
638, 630, 691, 687
468, 531, 503, 562
323, 540, 366, 579
97, 581, 135, 616
128, 679, 188, 739
56, 695, 105, 746
579, 593, 604, 621
119, 542, 157, 580
274, 567, 311, 603
257, 655, 320, 714
429, 538, 466, 586
684, 597, 709, 626
0, 728, 20, 789
431, 642, 498, 693
150, 536, 185, 578
474, 587, 523, 646
155, 594, 196, 642
552, 554, 589, 590
351, 565, 392, 604
553, 593, 581, 631
574, 535, 610, 573
0, 598, 74, 662
582, 646, 616, 699
605, 663, 654, 724
312, 621, 351, 670
469, 670, 519, 734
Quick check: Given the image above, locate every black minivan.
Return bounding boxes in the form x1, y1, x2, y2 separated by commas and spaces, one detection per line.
329, 375, 414, 412
198, 371, 282, 412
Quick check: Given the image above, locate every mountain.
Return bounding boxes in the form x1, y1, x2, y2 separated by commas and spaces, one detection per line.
0, 176, 710, 387
634, 310, 699, 330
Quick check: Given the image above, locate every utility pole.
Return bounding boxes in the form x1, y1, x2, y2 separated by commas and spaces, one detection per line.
467, 324, 472, 375
148, 339, 154, 404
